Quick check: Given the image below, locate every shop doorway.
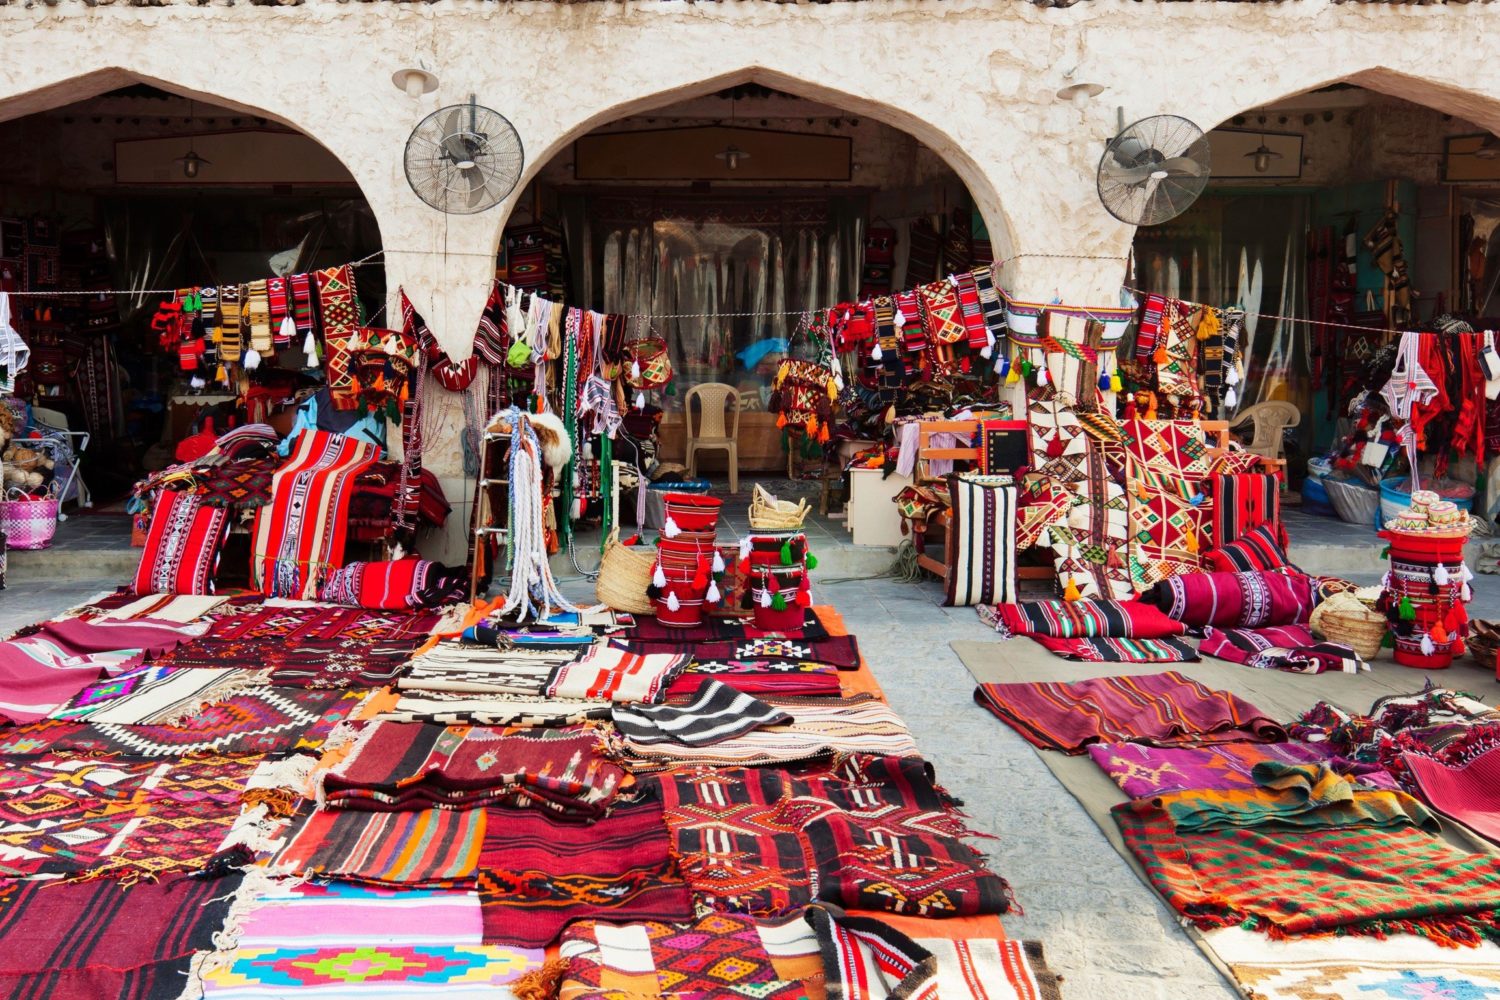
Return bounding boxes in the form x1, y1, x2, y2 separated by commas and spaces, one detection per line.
0, 83, 381, 504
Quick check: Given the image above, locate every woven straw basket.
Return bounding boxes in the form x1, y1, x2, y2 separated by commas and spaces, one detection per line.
1310, 591, 1387, 661
595, 531, 656, 614
749, 484, 810, 530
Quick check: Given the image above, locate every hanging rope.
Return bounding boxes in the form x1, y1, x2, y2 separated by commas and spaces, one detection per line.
490, 406, 601, 622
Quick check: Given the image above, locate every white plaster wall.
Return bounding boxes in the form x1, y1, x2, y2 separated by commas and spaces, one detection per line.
0, 0, 1498, 356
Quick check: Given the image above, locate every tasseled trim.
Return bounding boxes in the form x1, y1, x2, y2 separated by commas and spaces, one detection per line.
511, 957, 569, 1000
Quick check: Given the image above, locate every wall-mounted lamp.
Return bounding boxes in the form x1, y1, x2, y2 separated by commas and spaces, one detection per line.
714, 144, 750, 170
1055, 82, 1104, 109
175, 149, 209, 179
392, 66, 440, 98
1245, 135, 1282, 174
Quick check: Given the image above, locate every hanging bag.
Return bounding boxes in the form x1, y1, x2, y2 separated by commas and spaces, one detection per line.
623, 337, 672, 390
0, 292, 28, 393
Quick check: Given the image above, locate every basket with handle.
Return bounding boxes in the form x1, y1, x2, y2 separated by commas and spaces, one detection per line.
749, 483, 810, 530
624, 338, 673, 390
1309, 591, 1387, 661
0, 488, 59, 550
594, 530, 656, 614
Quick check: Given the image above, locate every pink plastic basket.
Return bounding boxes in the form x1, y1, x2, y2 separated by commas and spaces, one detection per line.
0, 497, 58, 549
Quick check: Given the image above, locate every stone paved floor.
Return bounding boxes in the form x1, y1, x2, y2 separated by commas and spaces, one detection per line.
8, 568, 1500, 998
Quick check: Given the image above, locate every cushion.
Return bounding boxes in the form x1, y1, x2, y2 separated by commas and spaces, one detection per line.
943, 474, 1017, 607
1210, 473, 1286, 549
131, 490, 230, 596
983, 599, 1187, 640
1205, 524, 1293, 573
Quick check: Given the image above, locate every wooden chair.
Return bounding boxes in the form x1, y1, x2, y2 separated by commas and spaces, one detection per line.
684, 383, 741, 493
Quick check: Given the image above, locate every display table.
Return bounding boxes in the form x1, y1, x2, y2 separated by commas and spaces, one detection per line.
845, 467, 912, 547
656, 410, 786, 472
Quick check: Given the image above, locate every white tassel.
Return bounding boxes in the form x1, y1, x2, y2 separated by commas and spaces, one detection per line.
871, 342, 883, 361
1464, 581, 1474, 602
190, 375, 206, 389
1224, 387, 1238, 408
663, 515, 681, 539
1038, 527, 1052, 548
303, 331, 317, 357
759, 587, 773, 608
1421, 633, 1436, 656
634, 391, 646, 410
631, 360, 642, 381
706, 579, 721, 604
739, 537, 752, 561
278, 315, 296, 343
391, 541, 407, 560
980, 329, 996, 360
665, 591, 680, 613
1434, 563, 1450, 586
652, 563, 667, 589
571, 497, 585, 520
1037, 363, 1050, 387
243, 347, 261, 370
1226, 366, 1241, 385
893, 308, 906, 327
712, 550, 725, 574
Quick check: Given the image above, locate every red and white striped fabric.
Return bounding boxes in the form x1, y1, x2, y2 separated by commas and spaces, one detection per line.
131, 490, 231, 596
251, 430, 381, 600
545, 646, 687, 704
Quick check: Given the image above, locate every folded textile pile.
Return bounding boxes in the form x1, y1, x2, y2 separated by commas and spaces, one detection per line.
614, 634, 862, 670
975, 671, 1285, 754
615, 693, 919, 770
660, 755, 1007, 918
1088, 740, 1399, 798
1200, 623, 1365, 674
382, 639, 610, 726
664, 656, 842, 700
611, 680, 792, 746
1115, 764, 1500, 945
545, 645, 688, 704
980, 597, 1197, 663
320, 722, 624, 817
199, 881, 546, 998
474, 783, 693, 947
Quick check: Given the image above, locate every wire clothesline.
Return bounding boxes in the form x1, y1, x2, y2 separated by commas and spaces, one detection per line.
1119, 284, 1475, 339
0, 249, 387, 299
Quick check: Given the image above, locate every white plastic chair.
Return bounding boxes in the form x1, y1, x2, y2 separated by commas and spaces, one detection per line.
684, 382, 741, 493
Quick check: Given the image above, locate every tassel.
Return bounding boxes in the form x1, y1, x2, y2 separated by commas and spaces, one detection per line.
278, 315, 296, 344
663, 515, 681, 538
796, 586, 813, 608
980, 329, 996, 360
1038, 527, 1052, 548
780, 538, 794, 565
1420, 633, 1435, 656
665, 591, 680, 613
1037, 363, 1050, 387
1110, 371, 1123, 392
303, 331, 317, 356
827, 379, 838, 401
631, 360, 642, 380
1153, 344, 1169, 366
1005, 363, 1020, 385
634, 391, 646, 410
1019, 358, 1033, 378
759, 587, 773, 609
1432, 621, 1450, 644
805, 552, 818, 571
190, 375, 206, 389
817, 424, 830, 444
739, 537, 752, 561
511, 958, 568, 1000
706, 578, 721, 604
1063, 576, 1082, 602
1434, 563, 1450, 586
776, 412, 788, 429
1399, 595, 1416, 621
645, 583, 661, 600
693, 559, 709, 590
1223, 387, 1238, 408
1381, 629, 1395, 649
1226, 366, 1241, 385
1184, 525, 1198, 554
1099, 368, 1111, 391
652, 563, 667, 589
243, 348, 261, 370
998, 356, 1010, 378
1462, 563, 1475, 582
871, 342, 884, 361
768, 573, 781, 594
771, 592, 788, 612
572, 496, 585, 520
214, 364, 227, 383
665, 379, 676, 397
712, 550, 725, 575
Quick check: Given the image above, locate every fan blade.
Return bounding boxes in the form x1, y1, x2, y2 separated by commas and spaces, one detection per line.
1158, 156, 1207, 178
466, 167, 489, 207
438, 108, 469, 163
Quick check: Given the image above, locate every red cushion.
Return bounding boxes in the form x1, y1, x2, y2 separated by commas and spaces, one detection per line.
1205, 525, 1293, 574
989, 599, 1187, 640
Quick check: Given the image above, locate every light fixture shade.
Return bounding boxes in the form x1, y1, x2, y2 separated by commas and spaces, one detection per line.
392, 67, 439, 98
175, 150, 210, 178
1245, 141, 1282, 174
714, 145, 750, 170
1055, 82, 1104, 108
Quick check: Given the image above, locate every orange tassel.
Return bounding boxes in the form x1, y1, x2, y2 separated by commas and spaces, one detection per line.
776, 412, 788, 429
1063, 576, 1082, 601
1184, 526, 1199, 554
1153, 344, 1169, 366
